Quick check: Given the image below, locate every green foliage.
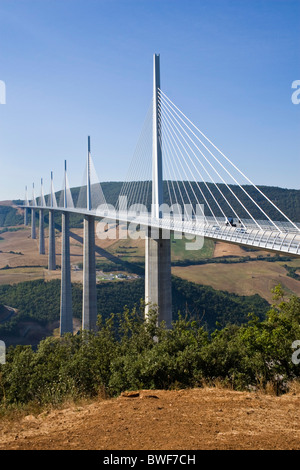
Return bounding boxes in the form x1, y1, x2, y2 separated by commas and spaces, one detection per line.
283, 264, 300, 281
0, 286, 299, 409
0, 206, 23, 227
171, 276, 269, 330
171, 253, 292, 267
0, 277, 269, 343
0, 279, 66, 326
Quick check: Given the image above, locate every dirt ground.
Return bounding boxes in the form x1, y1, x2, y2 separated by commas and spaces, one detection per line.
0, 387, 300, 450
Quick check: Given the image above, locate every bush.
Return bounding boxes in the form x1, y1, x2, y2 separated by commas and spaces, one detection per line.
0, 285, 299, 409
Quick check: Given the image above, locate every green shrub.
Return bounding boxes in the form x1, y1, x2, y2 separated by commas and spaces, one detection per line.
0, 286, 299, 409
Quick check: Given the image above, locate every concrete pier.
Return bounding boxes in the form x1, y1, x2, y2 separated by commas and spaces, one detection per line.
60, 211, 73, 335
31, 209, 36, 239
144, 54, 172, 327
39, 209, 45, 254
145, 228, 172, 327
48, 209, 56, 270
82, 215, 97, 331
24, 208, 28, 226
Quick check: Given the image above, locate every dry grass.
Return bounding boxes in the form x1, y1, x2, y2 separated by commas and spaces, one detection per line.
1, 227, 300, 305
172, 260, 300, 303
213, 241, 268, 258
286, 380, 300, 396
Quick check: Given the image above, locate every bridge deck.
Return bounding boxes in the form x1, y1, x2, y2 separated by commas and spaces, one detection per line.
24, 205, 300, 256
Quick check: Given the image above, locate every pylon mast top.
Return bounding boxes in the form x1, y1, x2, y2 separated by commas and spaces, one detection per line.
152, 53, 163, 218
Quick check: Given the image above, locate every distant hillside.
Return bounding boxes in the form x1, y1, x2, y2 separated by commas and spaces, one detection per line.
0, 204, 23, 227
3, 182, 300, 227
0, 277, 269, 346
60, 182, 300, 222
0, 304, 17, 323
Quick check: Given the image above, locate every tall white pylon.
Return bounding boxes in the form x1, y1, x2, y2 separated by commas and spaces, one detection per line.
24, 186, 29, 226
31, 183, 36, 239
82, 136, 97, 331
64, 160, 68, 209
87, 135, 92, 211
152, 53, 163, 219
49, 171, 57, 208
39, 178, 45, 255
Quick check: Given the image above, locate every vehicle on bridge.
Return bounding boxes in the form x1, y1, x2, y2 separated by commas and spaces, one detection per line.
226, 217, 236, 227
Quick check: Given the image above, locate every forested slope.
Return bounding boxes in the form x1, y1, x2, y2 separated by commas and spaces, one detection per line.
0, 277, 269, 345
4, 182, 300, 227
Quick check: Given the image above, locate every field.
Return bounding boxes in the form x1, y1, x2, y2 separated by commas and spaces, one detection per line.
171, 234, 215, 260
0, 225, 131, 283
173, 258, 300, 303
0, 224, 215, 283
1, 224, 300, 305
0, 387, 300, 450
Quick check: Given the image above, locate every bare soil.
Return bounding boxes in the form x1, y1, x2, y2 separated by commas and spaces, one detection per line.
0, 388, 300, 450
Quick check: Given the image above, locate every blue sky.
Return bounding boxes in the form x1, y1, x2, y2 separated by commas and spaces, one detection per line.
0, 0, 299, 200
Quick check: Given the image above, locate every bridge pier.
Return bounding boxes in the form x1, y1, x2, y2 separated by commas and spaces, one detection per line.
60, 211, 73, 335
144, 54, 172, 327
145, 227, 172, 327
48, 209, 56, 270
24, 208, 28, 226
39, 209, 45, 255
82, 215, 97, 331
31, 209, 36, 239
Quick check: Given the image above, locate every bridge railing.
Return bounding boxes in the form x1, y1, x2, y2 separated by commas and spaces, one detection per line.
21, 203, 300, 255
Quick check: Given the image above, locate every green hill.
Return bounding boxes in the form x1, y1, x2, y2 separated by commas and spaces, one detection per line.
0, 277, 269, 346
6, 182, 300, 228
0, 205, 23, 227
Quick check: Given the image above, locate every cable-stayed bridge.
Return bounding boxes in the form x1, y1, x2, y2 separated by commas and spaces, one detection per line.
21, 54, 300, 335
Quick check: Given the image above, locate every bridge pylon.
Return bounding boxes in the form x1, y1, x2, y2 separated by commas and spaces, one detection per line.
24, 186, 29, 226
82, 136, 98, 331
145, 54, 172, 328
48, 171, 56, 271
39, 179, 45, 255
60, 160, 73, 335
31, 183, 36, 239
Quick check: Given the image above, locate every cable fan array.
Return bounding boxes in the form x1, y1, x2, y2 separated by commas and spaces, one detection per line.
27, 88, 299, 238
116, 101, 153, 213
76, 153, 107, 211
57, 165, 74, 209
157, 89, 300, 233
